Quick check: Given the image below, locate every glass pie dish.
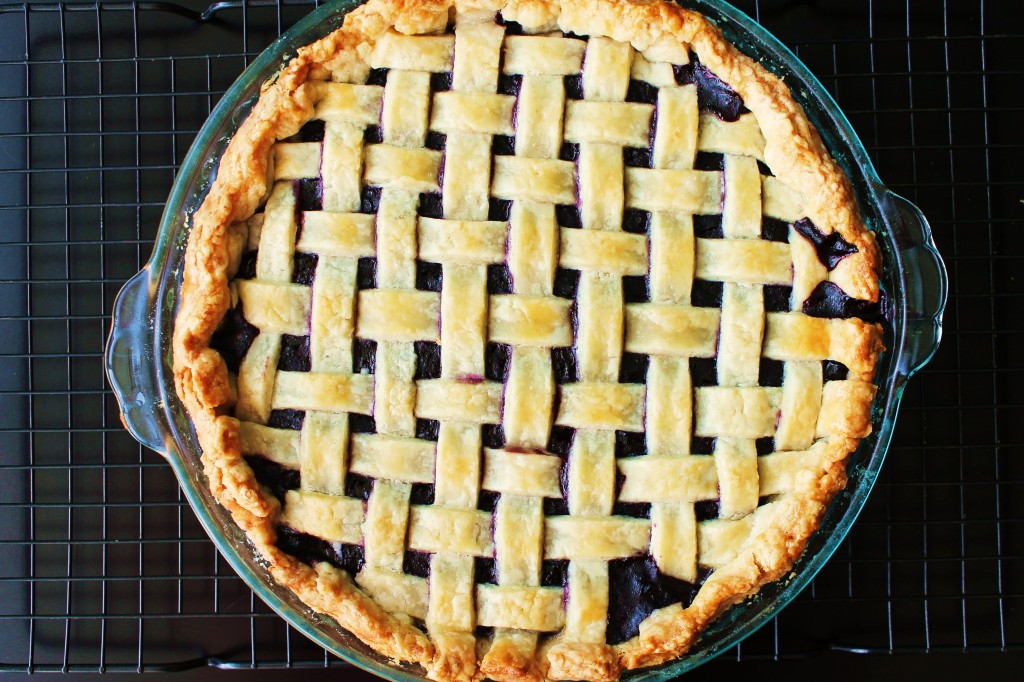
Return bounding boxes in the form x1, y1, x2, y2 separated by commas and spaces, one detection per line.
105, 0, 947, 678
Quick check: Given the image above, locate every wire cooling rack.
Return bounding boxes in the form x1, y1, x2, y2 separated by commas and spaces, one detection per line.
0, 0, 1021, 674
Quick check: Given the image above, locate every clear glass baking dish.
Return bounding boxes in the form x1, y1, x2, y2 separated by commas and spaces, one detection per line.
104, 0, 948, 678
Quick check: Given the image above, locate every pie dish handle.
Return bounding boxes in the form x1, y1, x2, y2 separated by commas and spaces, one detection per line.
887, 192, 948, 379
105, 266, 170, 456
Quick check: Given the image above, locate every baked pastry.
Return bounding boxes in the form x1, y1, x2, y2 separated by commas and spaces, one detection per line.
172, 0, 885, 680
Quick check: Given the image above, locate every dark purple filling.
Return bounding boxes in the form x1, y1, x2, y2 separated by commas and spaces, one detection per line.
556, 204, 582, 228
623, 146, 653, 169
295, 177, 322, 213
416, 418, 440, 442
353, 338, 376, 374
823, 360, 849, 382
366, 67, 388, 86
477, 489, 500, 513
360, 186, 382, 214
622, 275, 649, 303
425, 131, 446, 151
244, 456, 299, 500
618, 352, 649, 384
419, 191, 444, 219
553, 268, 580, 299
485, 342, 511, 382
494, 16, 525, 35
267, 409, 304, 431
761, 217, 791, 243
402, 550, 431, 578
475, 557, 498, 585
298, 119, 325, 143
492, 134, 516, 156
793, 217, 858, 270
542, 560, 568, 587
689, 357, 717, 387
344, 473, 374, 501
757, 358, 784, 387
559, 142, 579, 162
276, 525, 365, 575
487, 263, 514, 294
416, 261, 442, 292
564, 74, 584, 100
694, 498, 719, 518
430, 71, 453, 93
763, 283, 793, 312
607, 557, 708, 644
694, 151, 725, 172
410, 482, 435, 506
278, 334, 311, 372
209, 305, 258, 373
551, 346, 579, 384
615, 430, 647, 459
350, 413, 376, 434
236, 251, 257, 280
364, 125, 384, 145
622, 208, 650, 234
803, 281, 883, 321
356, 257, 377, 289
497, 73, 522, 96
626, 79, 659, 105
488, 197, 512, 221
755, 437, 775, 456
291, 253, 318, 285
690, 279, 723, 308
414, 341, 442, 380
693, 214, 724, 239
482, 424, 505, 449
674, 57, 747, 122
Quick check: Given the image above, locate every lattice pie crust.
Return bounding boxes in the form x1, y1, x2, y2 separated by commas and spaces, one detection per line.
171, 1, 884, 680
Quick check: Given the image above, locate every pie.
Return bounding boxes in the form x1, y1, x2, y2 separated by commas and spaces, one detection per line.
171, 0, 885, 680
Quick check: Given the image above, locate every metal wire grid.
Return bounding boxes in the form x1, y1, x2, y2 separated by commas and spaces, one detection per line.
0, 0, 1020, 673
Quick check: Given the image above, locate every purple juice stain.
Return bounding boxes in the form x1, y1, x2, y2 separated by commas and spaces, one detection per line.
209, 305, 258, 373
823, 360, 849, 382
402, 550, 431, 578
487, 263, 513, 295
802, 281, 882, 321
244, 455, 299, 502
763, 284, 793, 313
485, 342, 511, 382
606, 556, 702, 644
298, 119, 325, 142
275, 525, 364, 575
793, 217, 858, 270
291, 252, 318, 286
277, 334, 311, 372
267, 409, 305, 431
456, 373, 484, 385
675, 57, 746, 122
758, 358, 784, 387
413, 341, 441, 380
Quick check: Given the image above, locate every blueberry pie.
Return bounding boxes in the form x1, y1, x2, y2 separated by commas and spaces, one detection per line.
173, 0, 884, 679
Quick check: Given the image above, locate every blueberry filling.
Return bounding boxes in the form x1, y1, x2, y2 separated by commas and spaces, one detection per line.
477, 489, 500, 513
564, 74, 584, 100
353, 338, 376, 374
622, 208, 650, 234
487, 263, 513, 295
556, 204, 582, 229
298, 119, 325, 143
356, 257, 377, 289
267, 409, 305, 431
416, 419, 440, 442
485, 342, 511, 382
497, 73, 522, 96
414, 340, 442, 380
402, 550, 431, 578
275, 526, 364, 575
694, 151, 725, 172
475, 557, 498, 585
551, 346, 579, 384
295, 177, 322, 213
689, 357, 717, 387
410, 482, 435, 506
793, 217, 858, 270
278, 334, 311, 372
492, 134, 516, 156
236, 251, 257, 280
615, 430, 647, 459
244, 456, 299, 500
418, 191, 444, 219
623, 146, 653, 169
558, 142, 579, 162
553, 268, 580, 299
430, 71, 453, 92
291, 252, 318, 285
757, 358, 784, 387
366, 67, 389, 86
622, 275, 649, 303
482, 424, 505, 449
755, 437, 775, 456
674, 57, 747, 122
488, 197, 512, 221
363, 125, 384, 145
542, 559, 568, 587
761, 217, 791, 243
763, 283, 793, 313
693, 214, 724, 239
344, 473, 375, 501
823, 360, 849, 382
618, 352, 649, 384
694, 499, 719, 520
360, 186, 382, 214
803, 281, 882, 321
209, 305, 258, 373
625, 79, 659, 104
416, 261, 442, 292
607, 557, 705, 644
690, 279, 723, 308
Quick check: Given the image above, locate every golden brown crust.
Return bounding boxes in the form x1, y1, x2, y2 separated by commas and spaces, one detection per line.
170, 1, 884, 681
